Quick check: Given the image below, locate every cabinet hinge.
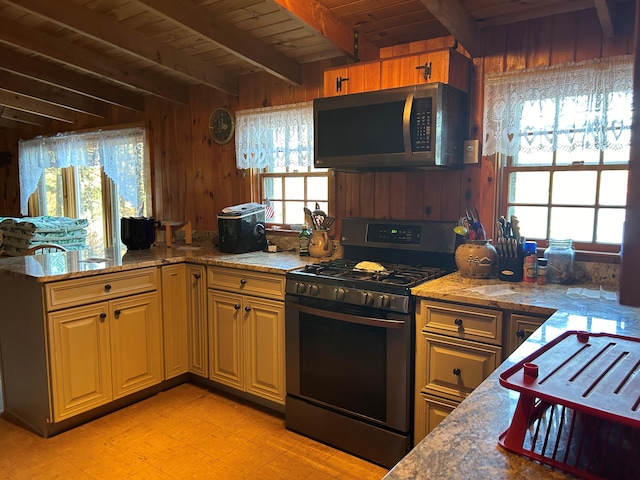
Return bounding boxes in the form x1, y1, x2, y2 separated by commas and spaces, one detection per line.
336, 76, 349, 92
416, 61, 432, 81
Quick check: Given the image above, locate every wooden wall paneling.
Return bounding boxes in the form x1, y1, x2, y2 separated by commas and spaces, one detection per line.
525, 17, 553, 68
0, 128, 19, 215
505, 23, 527, 71
373, 172, 391, 219
358, 173, 376, 218
420, 171, 444, 221
603, 1, 635, 57
550, 13, 578, 65
404, 172, 424, 220
575, 10, 603, 61
439, 171, 461, 221
388, 172, 407, 219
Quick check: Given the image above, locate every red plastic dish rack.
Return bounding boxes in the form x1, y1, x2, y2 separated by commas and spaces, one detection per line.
498, 331, 640, 480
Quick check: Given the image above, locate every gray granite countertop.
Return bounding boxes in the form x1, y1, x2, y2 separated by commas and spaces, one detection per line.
385, 273, 640, 479
0, 243, 311, 281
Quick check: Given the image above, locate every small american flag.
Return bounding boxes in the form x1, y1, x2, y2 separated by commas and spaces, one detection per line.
264, 198, 275, 219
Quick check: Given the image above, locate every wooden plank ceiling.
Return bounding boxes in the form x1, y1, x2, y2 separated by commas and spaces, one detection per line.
0, 0, 630, 128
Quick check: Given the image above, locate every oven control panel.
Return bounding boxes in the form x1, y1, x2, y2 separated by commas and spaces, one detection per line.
286, 281, 410, 313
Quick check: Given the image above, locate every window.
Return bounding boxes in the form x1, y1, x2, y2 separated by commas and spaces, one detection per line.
235, 102, 329, 227
484, 56, 632, 252
19, 127, 151, 251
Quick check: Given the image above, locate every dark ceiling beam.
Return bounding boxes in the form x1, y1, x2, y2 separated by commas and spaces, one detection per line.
134, 0, 302, 85
5, 0, 238, 96
0, 90, 75, 122
0, 45, 145, 112
0, 70, 108, 117
271, 0, 380, 62
0, 17, 188, 104
594, 0, 616, 37
0, 106, 47, 126
419, 0, 483, 57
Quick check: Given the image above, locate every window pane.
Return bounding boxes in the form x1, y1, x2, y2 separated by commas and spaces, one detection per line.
509, 172, 550, 204
77, 166, 104, 251
555, 149, 599, 166
308, 176, 328, 201
284, 177, 305, 201
284, 200, 305, 224
43, 168, 64, 216
514, 150, 553, 166
551, 171, 596, 205
263, 176, 283, 200
604, 145, 630, 164
599, 170, 628, 206
596, 208, 625, 243
269, 200, 283, 224
509, 206, 548, 239
550, 206, 594, 241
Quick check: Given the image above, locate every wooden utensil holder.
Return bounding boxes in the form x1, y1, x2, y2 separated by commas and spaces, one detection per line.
156, 221, 192, 247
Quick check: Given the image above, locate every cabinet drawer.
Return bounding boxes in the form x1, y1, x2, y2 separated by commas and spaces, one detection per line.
46, 268, 158, 311
415, 394, 459, 444
419, 333, 501, 402
208, 266, 285, 300
418, 300, 502, 346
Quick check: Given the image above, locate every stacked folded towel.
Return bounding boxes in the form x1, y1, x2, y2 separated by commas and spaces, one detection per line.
0, 216, 89, 256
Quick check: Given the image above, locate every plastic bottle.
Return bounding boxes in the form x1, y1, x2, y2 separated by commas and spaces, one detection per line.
544, 239, 574, 284
299, 225, 310, 256
536, 258, 548, 285
522, 241, 537, 283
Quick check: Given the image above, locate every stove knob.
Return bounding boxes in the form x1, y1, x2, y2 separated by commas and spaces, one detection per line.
308, 284, 320, 296
377, 295, 390, 308
295, 282, 306, 294
361, 292, 373, 305
334, 287, 346, 301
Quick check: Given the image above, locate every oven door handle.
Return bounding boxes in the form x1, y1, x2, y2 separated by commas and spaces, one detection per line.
287, 302, 406, 329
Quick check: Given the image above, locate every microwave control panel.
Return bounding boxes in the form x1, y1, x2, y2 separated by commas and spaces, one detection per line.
412, 97, 432, 152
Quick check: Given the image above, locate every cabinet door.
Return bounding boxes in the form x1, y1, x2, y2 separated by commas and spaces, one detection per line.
208, 290, 244, 389
414, 394, 459, 445
505, 313, 547, 359
323, 62, 381, 97
48, 303, 112, 421
420, 333, 501, 402
186, 264, 208, 377
244, 297, 285, 404
161, 264, 189, 379
110, 292, 163, 399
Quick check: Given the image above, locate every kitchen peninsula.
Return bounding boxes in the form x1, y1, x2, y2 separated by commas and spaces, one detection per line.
0, 245, 308, 437
385, 273, 640, 479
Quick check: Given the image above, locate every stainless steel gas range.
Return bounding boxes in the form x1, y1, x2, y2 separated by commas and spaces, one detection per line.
284, 218, 459, 468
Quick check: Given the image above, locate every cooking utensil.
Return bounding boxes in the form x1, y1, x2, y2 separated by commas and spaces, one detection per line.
321, 216, 335, 230
304, 207, 316, 230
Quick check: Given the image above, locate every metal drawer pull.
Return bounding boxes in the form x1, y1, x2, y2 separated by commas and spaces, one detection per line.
452, 368, 461, 376
194, 273, 201, 279
454, 318, 463, 327
234, 304, 241, 310
114, 309, 121, 318
245, 306, 252, 312
104, 284, 112, 292
99, 313, 106, 322
516, 330, 525, 338
240, 278, 247, 285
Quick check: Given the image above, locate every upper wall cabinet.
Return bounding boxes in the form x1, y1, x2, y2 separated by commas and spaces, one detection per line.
323, 48, 470, 97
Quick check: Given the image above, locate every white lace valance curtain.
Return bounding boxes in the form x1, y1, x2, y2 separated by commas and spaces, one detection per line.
483, 55, 634, 157
19, 127, 146, 215
235, 101, 313, 169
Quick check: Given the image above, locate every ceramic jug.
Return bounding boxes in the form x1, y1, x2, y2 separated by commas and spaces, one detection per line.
309, 230, 333, 258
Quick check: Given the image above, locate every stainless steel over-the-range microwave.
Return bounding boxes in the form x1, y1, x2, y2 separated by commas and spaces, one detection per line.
313, 82, 468, 170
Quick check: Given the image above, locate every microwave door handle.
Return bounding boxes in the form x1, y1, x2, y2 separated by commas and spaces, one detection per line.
403, 93, 414, 157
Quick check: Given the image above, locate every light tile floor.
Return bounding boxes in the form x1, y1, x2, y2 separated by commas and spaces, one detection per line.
0, 383, 388, 479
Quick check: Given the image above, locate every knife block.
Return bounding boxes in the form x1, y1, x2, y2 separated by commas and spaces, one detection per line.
498, 246, 523, 282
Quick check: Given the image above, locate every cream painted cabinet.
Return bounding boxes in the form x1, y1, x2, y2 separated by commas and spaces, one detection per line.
48, 290, 162, 422
414, 299, 502, 443
161, 264, 189, 379
186, 264, 208, 378
207, 266, 285, 404
504, 312, 548, 359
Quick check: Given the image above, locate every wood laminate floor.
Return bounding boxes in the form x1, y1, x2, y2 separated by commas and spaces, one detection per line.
0, 383, 388, 479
